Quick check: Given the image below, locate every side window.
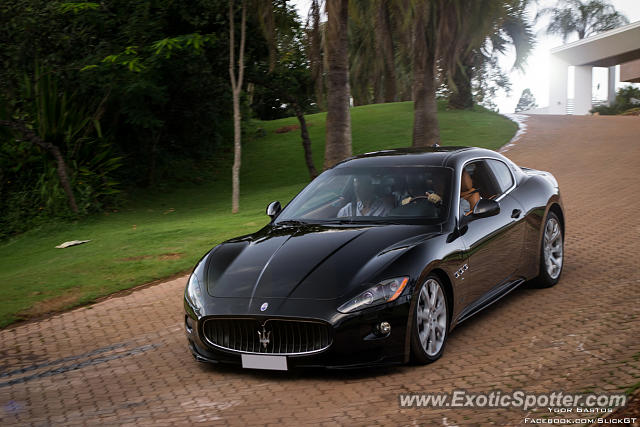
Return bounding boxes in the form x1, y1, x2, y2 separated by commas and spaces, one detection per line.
486, 159, 514, 195
460, 161, 500, 216
462, 161, 501, 199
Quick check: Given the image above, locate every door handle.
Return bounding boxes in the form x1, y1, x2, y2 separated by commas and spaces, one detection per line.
511, 209, 522, 219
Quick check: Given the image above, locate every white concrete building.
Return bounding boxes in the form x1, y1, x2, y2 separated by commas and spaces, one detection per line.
535, 20, 640, 115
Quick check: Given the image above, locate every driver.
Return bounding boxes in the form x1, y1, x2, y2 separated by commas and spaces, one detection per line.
337, 176, 391, 217
400, 174, 443, 206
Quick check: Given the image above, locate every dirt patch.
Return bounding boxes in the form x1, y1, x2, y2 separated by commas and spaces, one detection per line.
18, 291, 82, 319
157, 252, 183, 261
274, 124, 300, 134
119, 255, 154, 261
118, 252, 183, 262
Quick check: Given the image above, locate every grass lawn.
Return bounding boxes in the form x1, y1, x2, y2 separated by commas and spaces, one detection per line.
0, 101, 517, 328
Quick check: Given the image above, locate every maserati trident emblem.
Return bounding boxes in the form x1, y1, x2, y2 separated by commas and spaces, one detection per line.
260, 302, 269, 311
257, 326, 271, 349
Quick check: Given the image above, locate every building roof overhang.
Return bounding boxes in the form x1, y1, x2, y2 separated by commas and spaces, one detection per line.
550, 20, 640, 67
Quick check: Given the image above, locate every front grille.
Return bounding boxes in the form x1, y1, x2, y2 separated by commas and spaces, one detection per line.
202, 318, 332, 355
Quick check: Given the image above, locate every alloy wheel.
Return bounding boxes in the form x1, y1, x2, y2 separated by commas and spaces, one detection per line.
543, 217, 563, 279
417, 279, 447, 356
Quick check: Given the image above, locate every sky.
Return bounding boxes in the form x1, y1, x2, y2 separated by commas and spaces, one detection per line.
290, 0, 640, 113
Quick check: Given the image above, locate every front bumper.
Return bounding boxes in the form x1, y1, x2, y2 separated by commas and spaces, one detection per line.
184, 296, 412, 369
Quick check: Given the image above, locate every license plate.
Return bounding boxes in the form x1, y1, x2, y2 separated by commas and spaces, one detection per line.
241, 354, 288, 371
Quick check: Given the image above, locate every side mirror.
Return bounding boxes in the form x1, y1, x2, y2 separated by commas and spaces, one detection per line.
266, 201, 282, 220
472, 198, 500, 218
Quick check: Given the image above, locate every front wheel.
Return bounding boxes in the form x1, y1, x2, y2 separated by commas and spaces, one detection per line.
532, 212, 564, 288
411, 276, 449, 364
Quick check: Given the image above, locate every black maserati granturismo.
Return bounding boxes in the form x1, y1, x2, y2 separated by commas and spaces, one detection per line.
184, 146, 564, 370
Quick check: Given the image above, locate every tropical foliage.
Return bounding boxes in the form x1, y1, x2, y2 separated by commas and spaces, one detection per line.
0, 0, 266, 235
590, 87, 640, 115
537, 0, 629, 41
5, 0, 594, 238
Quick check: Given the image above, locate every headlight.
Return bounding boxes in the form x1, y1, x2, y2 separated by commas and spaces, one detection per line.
185, 273, 204, 311
338, 277, 409, 313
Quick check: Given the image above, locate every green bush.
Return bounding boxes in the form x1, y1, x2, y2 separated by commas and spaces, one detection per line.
591, 86, 640, 115
0, 68, 123, 238
0, 138, 123, 239
621, 107, 640, 116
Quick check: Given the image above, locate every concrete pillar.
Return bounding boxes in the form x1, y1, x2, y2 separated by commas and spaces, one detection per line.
608, 66, 617, 105
574, 65, 593, 115
548, 55, 569, 114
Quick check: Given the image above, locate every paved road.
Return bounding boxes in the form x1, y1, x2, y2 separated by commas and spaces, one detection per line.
1, 115, 639, 426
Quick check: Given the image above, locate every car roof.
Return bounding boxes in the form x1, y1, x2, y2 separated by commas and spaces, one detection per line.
333, 146, 503, 169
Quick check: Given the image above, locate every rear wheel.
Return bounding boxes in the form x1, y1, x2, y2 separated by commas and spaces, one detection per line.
411, 276, 449, 364
532, 212, 564, 288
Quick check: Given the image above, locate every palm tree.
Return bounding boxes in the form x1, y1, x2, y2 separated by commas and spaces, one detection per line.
449, 1, 535, 110
537, 0, 629, 42
348, 1, 377, 106
375, 0, 397, 103
411, 0, 538, 144
324, 0, 352, 169
347, 0, 414, 105
348, 0, 398, 106
411, 0, 440, 147
306, 0, 325, 111
410, 0, 488, 146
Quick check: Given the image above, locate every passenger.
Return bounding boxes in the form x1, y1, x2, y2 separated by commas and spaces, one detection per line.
460, 170, 480, 216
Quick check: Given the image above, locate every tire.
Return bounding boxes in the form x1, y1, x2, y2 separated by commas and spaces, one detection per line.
531, 212, 564, 288
411, 275, 450, 364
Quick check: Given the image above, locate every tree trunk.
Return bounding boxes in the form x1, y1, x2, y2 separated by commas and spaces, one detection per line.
412, 6, 440, 147
324, 0, 352, 169
294, 106, 318, 180
50, 144, 79, 214
231, 93, 242, 213
229, 0, 246, 214
310, 0, 325, 111
244, 75, 318, 181
448, 58, 474, 110
374, 71, 384, 104
375, 0, 397, 103
422, 53, 440, 146
147, 130, 161, 186
0, 119, 79, 213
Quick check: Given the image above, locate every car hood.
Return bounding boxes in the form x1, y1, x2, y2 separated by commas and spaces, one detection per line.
203, 222, 440, 300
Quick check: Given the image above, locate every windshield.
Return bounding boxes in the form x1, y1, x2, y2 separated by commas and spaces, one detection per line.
276, 166, 452, 224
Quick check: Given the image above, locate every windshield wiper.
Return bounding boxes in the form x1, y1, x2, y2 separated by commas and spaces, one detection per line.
274, 219, 307, 227
318, 218, 396, 226
319, 218, 412, 226
316, 218, 355, 224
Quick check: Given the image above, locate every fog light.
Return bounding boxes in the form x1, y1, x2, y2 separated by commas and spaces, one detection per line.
378, 321, 391, 335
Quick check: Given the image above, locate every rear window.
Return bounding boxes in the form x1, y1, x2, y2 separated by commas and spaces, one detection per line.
487, 160, 514, 194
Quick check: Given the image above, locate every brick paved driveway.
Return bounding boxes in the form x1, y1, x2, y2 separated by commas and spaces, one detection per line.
1, 115, 639, 426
